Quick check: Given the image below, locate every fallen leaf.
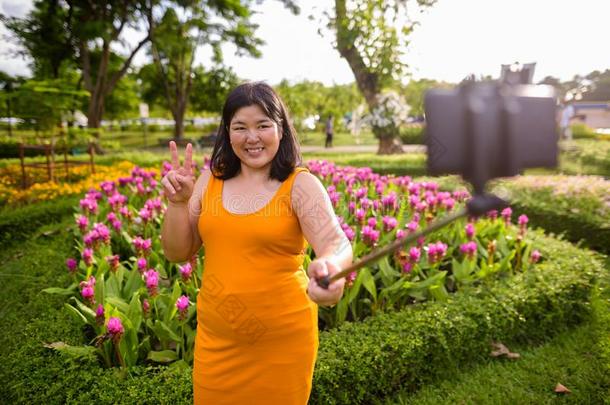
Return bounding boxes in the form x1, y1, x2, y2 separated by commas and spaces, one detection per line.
43, 342, 68, 350
490, 342, 520, 359
555, 383, 571, 394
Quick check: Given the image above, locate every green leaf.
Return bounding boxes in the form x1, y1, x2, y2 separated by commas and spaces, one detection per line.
42, 286, 76, 295
128, 292, 143, 333
361, 267, 377, 301
69, 297, 96, 323
147, 350, 178, 363
123, 268, 142, 298
64, 303, 88, 325
105, 296, 129, 313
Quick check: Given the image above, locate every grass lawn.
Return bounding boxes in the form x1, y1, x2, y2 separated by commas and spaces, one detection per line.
383, 323, 610, 404
381, 256, 610, 405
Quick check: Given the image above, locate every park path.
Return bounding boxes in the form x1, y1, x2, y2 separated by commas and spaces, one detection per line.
149, 144, 426, 155
299, 144, 426, 154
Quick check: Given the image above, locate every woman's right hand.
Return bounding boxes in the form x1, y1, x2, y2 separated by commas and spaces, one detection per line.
161, 141, 195, 204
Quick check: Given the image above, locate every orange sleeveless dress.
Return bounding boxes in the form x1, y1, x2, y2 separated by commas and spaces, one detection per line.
193, 167, 319, 404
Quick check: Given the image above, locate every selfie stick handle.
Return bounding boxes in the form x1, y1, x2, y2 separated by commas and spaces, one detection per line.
315, 193, 507, 290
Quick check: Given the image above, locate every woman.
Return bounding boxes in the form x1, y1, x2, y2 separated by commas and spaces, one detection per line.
161, 82, 352, 404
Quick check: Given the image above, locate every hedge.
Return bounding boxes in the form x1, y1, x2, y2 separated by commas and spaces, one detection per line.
491, 176, 610, 254
0, 196, 78, 245
1, 222, 603, 404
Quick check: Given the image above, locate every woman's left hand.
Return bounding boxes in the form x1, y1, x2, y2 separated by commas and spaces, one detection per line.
306, 258, 346, 307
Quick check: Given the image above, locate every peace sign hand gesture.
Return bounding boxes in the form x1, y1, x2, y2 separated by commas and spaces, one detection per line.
161, 141, 195, 205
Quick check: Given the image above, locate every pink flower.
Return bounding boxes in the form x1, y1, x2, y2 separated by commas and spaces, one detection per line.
382, 216, 397, 232
465, 223, 475, 240
139, 207, 153, 222
530, 250, 541, 263
396, 229, 406, 240
442, 198, 456, 210
406, 221, 418, 233
66, 258, 78, 274
92, 223, 111, 244
518, 214, 529, 235
361, 197, 373, 210
346, 271, 357, 287
119, 206, 131, 218
367, 217, 377, 228
518, 214, 529, 226
355, 187, 367, 199
96, 304, 105, 325
133, 236, 152, 255
402, 262, 413, 273
106, 255, 120, 272
176, 295, 190, 320
409, 246, 421, 262
111, 219, 122, 231
487, 210, 498, 220
82, 248, 93, 266
427, 241, 448, 264
361, 225, 380, 246
79, 198, 98, 214
76, 215, 88, 232
107, 317, 124, 340
355, 208, 366, 223
343, 226, 355, 242
501, 207, 512, 224
81, 286, 94, 301
179, 263, 193, 282
137, 257, 147, 273
348, 201, 356, 214
142, 299, 151, 316
381, 192, 398, 211
460, 241, 477, 260
144, 269, 159, 296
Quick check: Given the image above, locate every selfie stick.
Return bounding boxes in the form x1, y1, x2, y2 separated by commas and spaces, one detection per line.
315, 193, 507, 289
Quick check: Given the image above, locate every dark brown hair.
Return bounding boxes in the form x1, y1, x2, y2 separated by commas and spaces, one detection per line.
210, 81, 303, 181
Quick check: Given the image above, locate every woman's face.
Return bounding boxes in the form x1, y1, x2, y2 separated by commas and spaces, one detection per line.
229, 104, 282, 172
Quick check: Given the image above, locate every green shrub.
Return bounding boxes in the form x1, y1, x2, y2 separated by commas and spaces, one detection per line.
398, 125, 424, 144
0, 196, 77, 245
310, 232, 602, 404
492, 175, 610, 254
571, 122, 599, 139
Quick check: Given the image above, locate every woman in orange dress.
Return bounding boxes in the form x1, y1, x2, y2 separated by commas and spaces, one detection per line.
160, 82, 352, 404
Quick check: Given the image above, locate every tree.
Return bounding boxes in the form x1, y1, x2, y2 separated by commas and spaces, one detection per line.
189, 66, 240, 114
0, 71, 25, 136
1, 0, 74, 79
329, 0, 436, 154
146, 1, 298, 140
402, 78, 453, 118
3, 0, 151, 133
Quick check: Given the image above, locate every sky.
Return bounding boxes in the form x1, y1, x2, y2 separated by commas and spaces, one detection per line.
1, 0, 609, 85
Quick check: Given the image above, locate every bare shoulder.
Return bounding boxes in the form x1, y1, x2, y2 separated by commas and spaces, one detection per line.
191, 167, 213, 203
291, 171, 328, 213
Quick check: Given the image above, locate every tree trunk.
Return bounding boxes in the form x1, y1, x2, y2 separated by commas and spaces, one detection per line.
376, 133, 404, 154
334, 0, 400, 155
172, 108, 185, 140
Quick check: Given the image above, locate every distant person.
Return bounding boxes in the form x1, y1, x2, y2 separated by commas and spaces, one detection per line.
325, 115, 334, 148
560, 103, 575, 140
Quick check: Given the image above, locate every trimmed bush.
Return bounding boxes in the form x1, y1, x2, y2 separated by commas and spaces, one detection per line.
398, 125, 424, 144
310, 231, 603, 404
0, 196, 77, 245
492, 175, 610, 254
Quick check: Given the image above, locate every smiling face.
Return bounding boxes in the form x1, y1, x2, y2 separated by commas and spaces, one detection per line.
229, 104, 283, 173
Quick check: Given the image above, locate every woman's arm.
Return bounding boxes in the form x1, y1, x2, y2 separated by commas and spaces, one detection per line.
161, 170, 209, 262
292, 171, 353, 306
